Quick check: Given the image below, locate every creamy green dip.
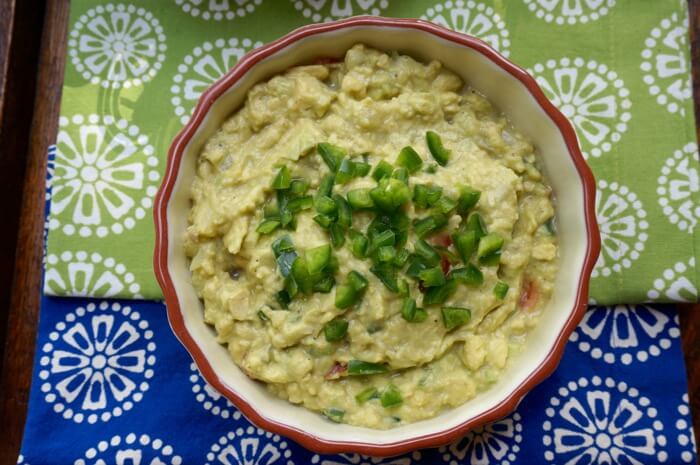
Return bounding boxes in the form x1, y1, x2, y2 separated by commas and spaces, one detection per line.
185, 44, 558, 429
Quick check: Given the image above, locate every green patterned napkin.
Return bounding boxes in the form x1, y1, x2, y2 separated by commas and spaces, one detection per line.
45, 0, 698, 304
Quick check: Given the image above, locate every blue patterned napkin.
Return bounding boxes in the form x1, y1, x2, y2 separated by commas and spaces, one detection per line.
17, 296, 697, 464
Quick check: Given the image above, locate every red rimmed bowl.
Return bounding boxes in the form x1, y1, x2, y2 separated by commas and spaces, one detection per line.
153, 16, 599, 456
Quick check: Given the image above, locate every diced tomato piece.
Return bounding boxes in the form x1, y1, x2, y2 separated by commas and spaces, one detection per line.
432, 233, 452, 248
519, 280, 539, 310
324, 362, 347, 380
440, 255, 451, 275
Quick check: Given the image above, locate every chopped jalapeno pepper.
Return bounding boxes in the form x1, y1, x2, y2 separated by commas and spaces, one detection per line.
336, 158, 356, 184
347, 188, 375, 210
494, 281, 509, 299
426, 131, 450, 166
441, 306, 472, 331
449, 264, 484, 286
324, 319, 349, 342
287, 195, 313, 213
380, 384, 403, 408
354, 161, 371, 177
424, 163, 438, 174
413, 213, 447, 238
349, 230, 369, 258
314, 195, 337, 215
413, 184, 443, 209
419, 266, 446, 287
289, 179, 309, 195
271, 166, 291, 189
397, 279, 410, 296
313, 214, 334, 229
317, 143, 345, 172
313, 275, 335, 293
405, 255, 430, 279
422, 279, 457, 306
256, 219, 280, 235
291, 257, 313, 295
414, 239, 441, 266
355, 387, 379, 404
465, 213, 487, 238
396, 146, 423, 173
276, 290, 291, 308
477, 234, 504, 261
347, 360, 389, 375
370, 229, 395, 251
453, 230, 478, 263
392, 167, 409, 184
457, 186, 481, 213
372, 160, 394, 181
323, 408, 345, 423
393, 248, 410, 267
371, 178, 411, 211
334, 194, 352, 229
545, 217, 557, 235
347, 270, 368, 292
257, 310, 270, 322
401, 297, 427, 322
306, 244, 331, 275
317, 173, 336, 197
370, 263, 399, 292
335, 284, 357, 309
329, 223, 345, 248
272, 235, 297, 278
377, 246, 397, 263
435, 196, 457, 214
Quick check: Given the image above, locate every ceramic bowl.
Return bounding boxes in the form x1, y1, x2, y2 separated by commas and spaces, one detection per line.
154, 16, 600, 456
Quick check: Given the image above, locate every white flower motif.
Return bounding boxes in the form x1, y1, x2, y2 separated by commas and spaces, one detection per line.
44, 250, 142, 298
68, 4, 166, 89
175, 0, 263, 20
189, 362, 242, 420
49, 114, 159, 238
542, 376, 667, 464
648, 257, 698, 302
311, 452, 421, 465
677, 393, 698, 463
205, 427, 294, 465
641, 12, 692, 116
438, 412, 522, 465
38, 301, 155, 424
171, 37, 262, 125
592, 180, 648, 278
658, 142, 699, 233
523, 0, 616, 25
291, 0, 390, 23
74, 433, 182, 465
530, 58, 631, 159
422, 0, 510, 57
569, 305, 680, 365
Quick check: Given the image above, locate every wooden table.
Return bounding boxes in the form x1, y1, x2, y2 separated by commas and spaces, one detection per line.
0, 1, 698, 463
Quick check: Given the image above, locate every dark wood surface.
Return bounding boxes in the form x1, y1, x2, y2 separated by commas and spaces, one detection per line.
0, 1, 698, 464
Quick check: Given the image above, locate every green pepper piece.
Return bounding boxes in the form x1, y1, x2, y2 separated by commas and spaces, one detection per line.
419, 267, 446, 287
377, 246, 397, 263
355, 387, 379, 404
449, 264, 483, 286
347, 188, 375, 210
306, 244, 331, 274
334, 194, 352, 229
323, 407, 345, 423
347, 360, 388, 375
424, 163, 438, 174
453, 230, 478, 263
426, 131, 450, 166
370, 229, 395, 251
349, 230, 369, 258
423, 279, 457, 305
401, 297, 427, 323
441, 306, 472, 331
276, 290, 291, 308
396, 146, 423, 173
347, 270, 369, 292
393, 248, 410, 267
285, 276, 298, 298
292, 257, 313, 295
256, 219, 280, 235
397, 279, 410, 297
324, 319, 349, 342
314, 195, 337, 216
435, 196, 458, 214
313, 214, 334, 229
257, 309, 270, 322
392, 167, 409, 184
290, 178, 309, 195
494, 281, 509, 299
545, 217, 557, 235
317, 143, 345, 172
477, 234, 504, 260
330, 223, 345, 249
457, 186, 481, 213
271, 166, 291, 189
480, 250, 502, 266
465, 213, 487, 239
381, 384, 403, 408
370, 178, 411, 211
317, 173, 336, 198
272, 236, 297, 278
413, 213, 448, 238
414, 239, 441, 266
336, 158, 356, 184
287, 195, 313, 213
335, 284, 357, 309
313, 275, 335, 293
405, 255, 430, 279
354, 161, 371, 177
413, 183, 443, 209
372, 160, 393, 181
264, 201, 280, 219
370, 263, 399, 292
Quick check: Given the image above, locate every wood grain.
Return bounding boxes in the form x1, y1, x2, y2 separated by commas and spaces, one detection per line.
0, 1, 698, 463
0, 1, 69, 464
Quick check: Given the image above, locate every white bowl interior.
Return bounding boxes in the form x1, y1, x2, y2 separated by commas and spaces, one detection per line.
166, 25, 588, 445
